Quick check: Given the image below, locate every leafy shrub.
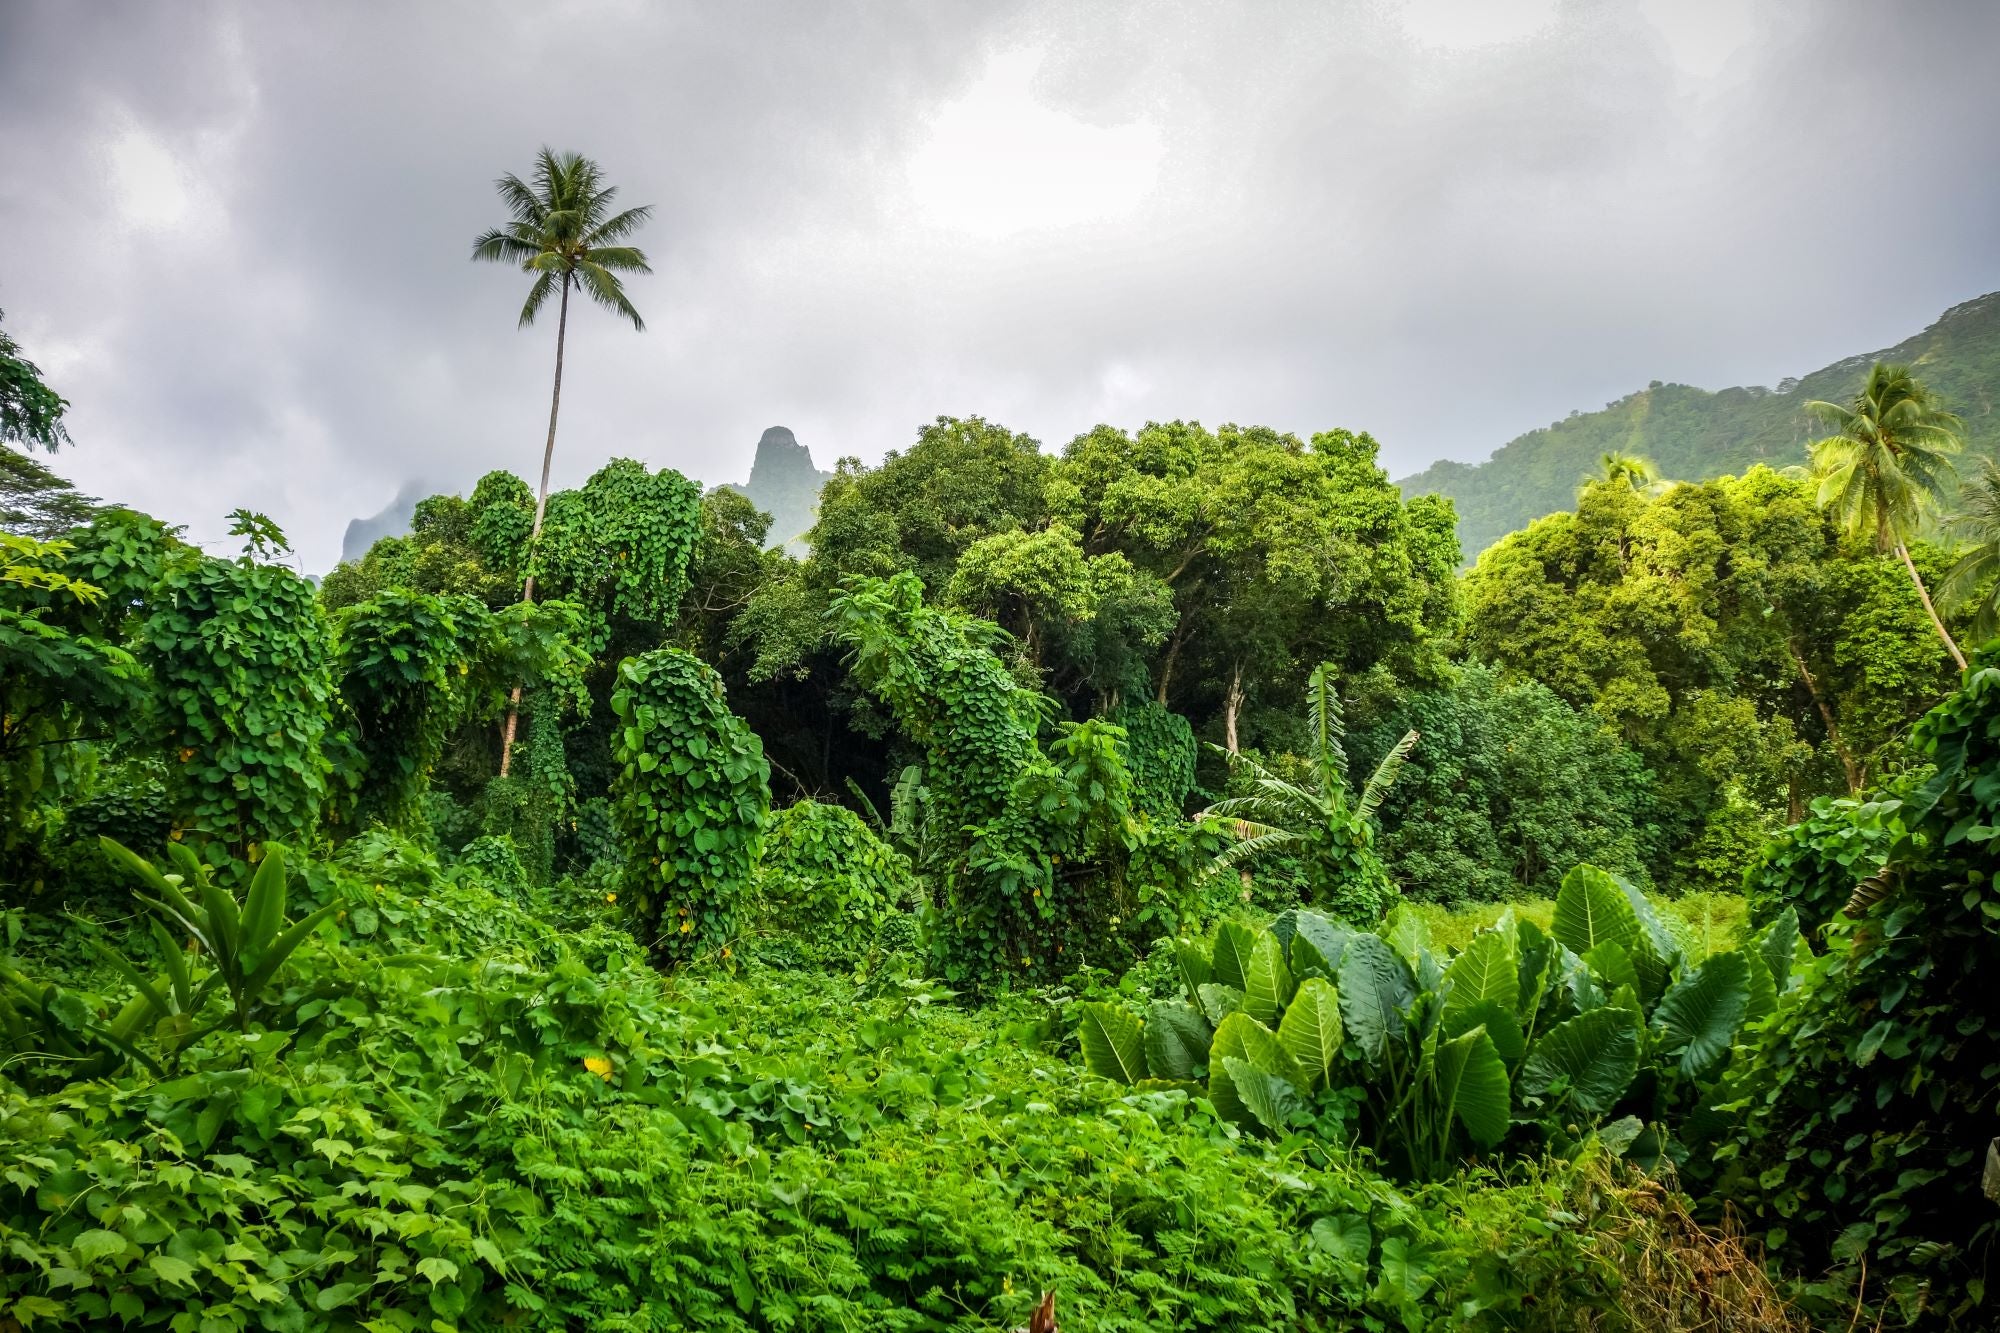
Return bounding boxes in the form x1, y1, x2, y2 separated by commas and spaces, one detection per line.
1739, 789, 1900, 939
752, 800, 913, 964
610, 648, 771, 962
453, 833, 529, 902
1710, 651, 2000, 1328
141, 551, 336, 849
332, 588, 479, 828
1081, 864, 1804, 1182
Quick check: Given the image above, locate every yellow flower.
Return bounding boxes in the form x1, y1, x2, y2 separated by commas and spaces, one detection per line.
681, 921, 694, 934
721, 947, 732, 959
605, 893, 617, 903
583, 1056, 613, 1081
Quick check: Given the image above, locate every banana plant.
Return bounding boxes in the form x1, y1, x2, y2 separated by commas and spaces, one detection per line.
1079, 862, 1809, 1180
100, 837, 338, 1032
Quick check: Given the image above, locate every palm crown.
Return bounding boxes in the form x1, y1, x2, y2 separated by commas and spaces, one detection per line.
1942, 456, 2000, 642
471, 148, 653, 330
1806, 362, 1962, 551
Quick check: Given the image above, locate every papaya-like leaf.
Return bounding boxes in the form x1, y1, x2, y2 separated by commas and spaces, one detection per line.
1212, 921, 1256, 992
1442, 929, 1517, 1029
1221, 1055, 1302, 1135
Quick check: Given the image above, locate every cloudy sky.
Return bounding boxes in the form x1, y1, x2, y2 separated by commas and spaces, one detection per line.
3, 0, 1997, 570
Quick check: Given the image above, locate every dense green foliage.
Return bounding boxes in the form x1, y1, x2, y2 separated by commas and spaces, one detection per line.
1353, 664, 1654, 901
1709, 644, 2000, 1328
610, 648, 772, 962
10, 324, 2000, 1329
1402, 289, 2000, 558
1084, 865, 1800, 1183
1466, 466, 1969, 892
750, 799, 914, 963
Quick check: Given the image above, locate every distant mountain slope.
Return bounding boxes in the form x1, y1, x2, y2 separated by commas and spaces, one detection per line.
728, 425, 830, 554
1399, 291, 2000, 561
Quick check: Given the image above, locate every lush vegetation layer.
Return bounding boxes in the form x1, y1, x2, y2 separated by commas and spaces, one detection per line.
3, 296, 1998, 1330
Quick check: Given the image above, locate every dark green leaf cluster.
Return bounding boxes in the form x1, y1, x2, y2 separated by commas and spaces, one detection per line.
1109, 698, 1197, 817
532, 458, 701, 652
1709, 646, 2000, 1327
610, 648, 771, 961
751, 799, 914, 964
141, 553, 335, 850
1083, 863, 1802, 1183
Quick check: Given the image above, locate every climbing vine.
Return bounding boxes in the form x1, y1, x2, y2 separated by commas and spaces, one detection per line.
531, 459, 702, 652
610, 648, 770, 962
753, 800, 913, 962
334, 590, 479, 829
1109, 699, 1197, 817
830, 573, 1154, 987
141, 545, 335, 851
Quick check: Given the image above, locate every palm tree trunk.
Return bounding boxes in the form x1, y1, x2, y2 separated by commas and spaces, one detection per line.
1895, 542, 1968, 673
499, 277, 572, 777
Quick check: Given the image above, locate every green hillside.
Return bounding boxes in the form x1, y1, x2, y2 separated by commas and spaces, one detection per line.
1401, 290, 2000, 559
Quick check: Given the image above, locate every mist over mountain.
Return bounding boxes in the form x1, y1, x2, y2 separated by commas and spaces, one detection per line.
340, 478, 440, 564
728, 426, 831, 555
1401, 291, 2000, 561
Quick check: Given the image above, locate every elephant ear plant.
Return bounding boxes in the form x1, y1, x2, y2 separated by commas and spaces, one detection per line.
1079, 863, 1808, 1181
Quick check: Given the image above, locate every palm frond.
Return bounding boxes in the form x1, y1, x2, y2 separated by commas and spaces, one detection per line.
576, 261, 645, 331
516, 271, 559, 329
1356, 728, 1419, 820
1304, 662, 1346, 792
470, 229, 541, 266
587, 205, 655, 247
1212, 825, 1299, 870
584, 245, 652, 274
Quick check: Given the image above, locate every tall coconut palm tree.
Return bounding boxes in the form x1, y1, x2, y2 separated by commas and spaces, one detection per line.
1806, 362, 1966, 671
1942, 455, 2000, 645
473, 148, 652, 771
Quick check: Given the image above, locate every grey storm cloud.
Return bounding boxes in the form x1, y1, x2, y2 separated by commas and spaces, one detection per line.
3, 0, 1998, 570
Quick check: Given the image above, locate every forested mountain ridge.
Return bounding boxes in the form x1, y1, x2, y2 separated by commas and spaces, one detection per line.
1400, 290, 2000, 559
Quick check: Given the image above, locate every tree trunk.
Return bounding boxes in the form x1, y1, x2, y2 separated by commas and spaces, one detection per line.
499, 277, 572, 777
1785, 635, 1862, 793
1223, 662, 1244, 755
1895, 542, 1968, 673
1155, 618, 1187, 705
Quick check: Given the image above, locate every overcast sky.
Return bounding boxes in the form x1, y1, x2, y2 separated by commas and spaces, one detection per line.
3, 0, 1997, 570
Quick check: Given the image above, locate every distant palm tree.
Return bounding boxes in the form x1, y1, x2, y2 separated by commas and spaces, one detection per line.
473, 148, 652, 771
1942, 456, 2000, 645
1806, 362, 1966, 671
1583, 451, 1669, 500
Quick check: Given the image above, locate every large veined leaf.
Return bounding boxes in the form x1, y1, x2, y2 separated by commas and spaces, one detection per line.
1143, 1000, 1212, 1081
1581, 941, 1639, 997
1381, 903, 1431, 967
1613, 875, 1679, 1004
1208, 1012, 1303, 1126
1242, 931, 1296, 1024
1336, 934, 1417, 1064
1175, 938, 1214, 1000
1444, 999, 1524, 1064
1517, 1006, 1641, 1116
1514, 917, 1554, 1030
1221, 1055, 1303, 1134
1311, 1213, 1372, 1272
1650, 950, 1750, 1080
1741, 946, 1778, 1025
1289, 911, 1353, 982
1433, 1025, 1510, 1148
1551, 864, 1641, 959
1756, 908, 1806, 995
1442, 930, 1517, 1029
1212, 921, 1257, 992
1197, 983, 1244, 1024
1278, 977, 1343, 1089
1268, 908, 1301, 957
1079, 1002, 1147, 1084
